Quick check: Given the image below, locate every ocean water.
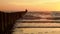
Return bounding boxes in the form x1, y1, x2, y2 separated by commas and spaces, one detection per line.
18, 12, 60, 20
13, 28, 60, 34
13, 12, 60, 34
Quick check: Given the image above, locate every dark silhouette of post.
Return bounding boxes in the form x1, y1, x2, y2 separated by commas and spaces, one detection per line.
1, 10, 27, 34
25, 9, 28, 12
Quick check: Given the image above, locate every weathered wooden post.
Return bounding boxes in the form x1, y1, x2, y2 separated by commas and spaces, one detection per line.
1, 11, 27, 34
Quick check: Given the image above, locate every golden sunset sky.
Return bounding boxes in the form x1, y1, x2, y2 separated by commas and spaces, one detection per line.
0, 0, 60, 11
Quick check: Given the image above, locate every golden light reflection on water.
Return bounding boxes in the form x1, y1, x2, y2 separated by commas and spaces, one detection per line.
13, 21, 60, 34
13, 28, 60, 34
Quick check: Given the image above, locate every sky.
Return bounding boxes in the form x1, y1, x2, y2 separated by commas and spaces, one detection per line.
0, 0, 60, 11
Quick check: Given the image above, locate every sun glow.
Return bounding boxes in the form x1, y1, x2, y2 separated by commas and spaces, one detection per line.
0, 0, 60, 11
